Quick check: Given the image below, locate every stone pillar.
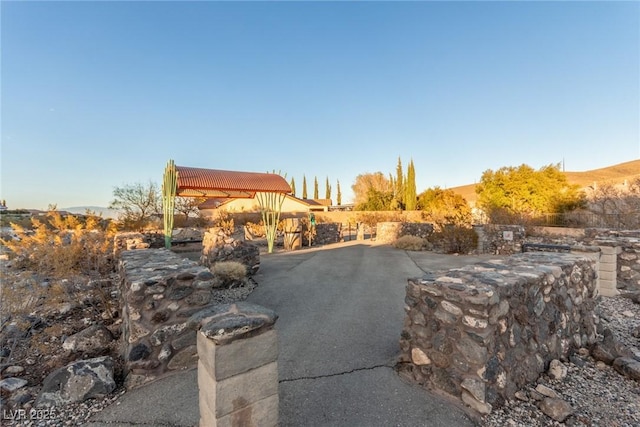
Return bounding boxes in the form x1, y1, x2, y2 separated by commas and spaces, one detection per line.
599, 245, 621, 296
189, 303, 279, 427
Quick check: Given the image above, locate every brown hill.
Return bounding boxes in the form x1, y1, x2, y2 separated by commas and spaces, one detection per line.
449, 159, 640, 204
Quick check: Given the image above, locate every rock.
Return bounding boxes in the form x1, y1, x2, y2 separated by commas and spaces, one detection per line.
548, 359, 568, 380
411, 348, 431, 365
535, 384, 560, 399
461, 389, 492, 415
591, 342, 617, 365
632, 326, 640, 338
62, 324, 114, 354
3, 366, 25, 375
514, 390, 529, 402
36, 356, 116, 407
622, 310, 635, 318
613, 357, 640, 381
539, 397, 574, 422
620, 292, 640, 304
0, 377, 28, 392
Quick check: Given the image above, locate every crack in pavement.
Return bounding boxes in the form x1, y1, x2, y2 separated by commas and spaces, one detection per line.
279, 363, 393, 383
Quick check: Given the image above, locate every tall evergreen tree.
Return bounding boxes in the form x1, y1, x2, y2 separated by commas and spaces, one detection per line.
302, 175, 308, 199
290, 177, 296, 197
405, 159, 417, 210
325, 176, 331, 200
336, 180, 342, 205
314, 176, 319, 199
396, 157, 404, 207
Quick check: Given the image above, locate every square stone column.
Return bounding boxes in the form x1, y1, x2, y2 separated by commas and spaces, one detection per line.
189, 303, 279, 427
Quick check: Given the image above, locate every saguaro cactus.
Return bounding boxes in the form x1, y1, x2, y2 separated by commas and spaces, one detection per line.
162, 160, 177, 248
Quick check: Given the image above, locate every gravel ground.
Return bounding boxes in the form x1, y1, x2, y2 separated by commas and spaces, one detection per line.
483, 295, 640, 427
5, 293, 638, 427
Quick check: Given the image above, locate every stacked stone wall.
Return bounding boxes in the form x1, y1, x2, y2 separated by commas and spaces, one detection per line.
313, 222, 342, 245
119, 249, 217, 389
477, 225, 526, 255
376, 222, 434, 244
399, 253, 599, 415
201, 227, 260, 275
113, 231, 164, 257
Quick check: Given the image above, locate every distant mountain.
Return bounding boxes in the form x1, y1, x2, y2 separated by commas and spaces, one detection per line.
449, 159, 640, 204
61, 206, 120, 219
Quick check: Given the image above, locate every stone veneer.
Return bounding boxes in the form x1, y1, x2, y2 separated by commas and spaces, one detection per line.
113, 231, 164, 257
376, 222, 434, 244
313, 222, 343, 245
119, 249, 217, 389
189, 303, 279, 427
399, 252, 599, 415
201, 228, 260, 275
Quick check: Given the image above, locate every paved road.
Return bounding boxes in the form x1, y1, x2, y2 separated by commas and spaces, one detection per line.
87, 241, 489, 426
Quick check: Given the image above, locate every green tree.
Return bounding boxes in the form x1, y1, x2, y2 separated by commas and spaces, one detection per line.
290, 177, 296, 197
314, 176, 319, 199
351, 172, 392, 206
395, 157, 405, 209
325, 176, 332, 200
476, 163, 584, 221
356, 188, 394, 211
405, 159, 417, 210
109, 181, 160, 230
336, 180, 342, 206
418, 187, 472, 226
302, 175, 308, 199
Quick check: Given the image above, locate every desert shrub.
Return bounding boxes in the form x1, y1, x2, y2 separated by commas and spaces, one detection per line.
244, 221, 266, 238
212, 211, 235, 235
393, 235, 431, 251
1, 210, 116, 278
430, 225, 478, 254
212, 261, 247, 286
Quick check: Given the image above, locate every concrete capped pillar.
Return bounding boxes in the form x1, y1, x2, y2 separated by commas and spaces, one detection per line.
189, 302, 279, 427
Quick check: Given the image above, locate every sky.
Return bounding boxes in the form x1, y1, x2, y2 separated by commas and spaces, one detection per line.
1, 1, 639, 210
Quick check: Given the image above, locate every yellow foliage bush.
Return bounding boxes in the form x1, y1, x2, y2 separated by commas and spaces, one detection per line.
1, 210, 116, 278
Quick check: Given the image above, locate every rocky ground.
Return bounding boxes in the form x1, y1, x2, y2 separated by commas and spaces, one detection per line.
0, 254, 256, 427
2, 254, 639, 426
483, 295, 640, 427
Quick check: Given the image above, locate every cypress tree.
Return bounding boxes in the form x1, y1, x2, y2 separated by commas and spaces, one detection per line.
314, 177, 319, 199
325, 176, 331, 200
405, 159, 417, 210
396, 157, 404, 207
336, 180, 342, 205
302, 175, 308, 199
290, 177, 296, 197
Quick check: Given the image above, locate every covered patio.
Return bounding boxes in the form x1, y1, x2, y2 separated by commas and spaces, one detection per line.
162, 160, 291, 252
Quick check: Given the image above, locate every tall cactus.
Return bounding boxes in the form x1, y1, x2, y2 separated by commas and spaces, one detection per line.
162, 160, 178, 248
256, 190, 286, 254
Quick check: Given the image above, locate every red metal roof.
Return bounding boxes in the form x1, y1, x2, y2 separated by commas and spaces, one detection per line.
175, 166, 291, 198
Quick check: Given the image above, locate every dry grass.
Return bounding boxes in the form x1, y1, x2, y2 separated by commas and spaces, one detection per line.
212, 261, 247, 282
393, 235, 429, 251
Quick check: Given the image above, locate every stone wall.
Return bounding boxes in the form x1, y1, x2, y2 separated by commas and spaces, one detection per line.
113, 231, 164, 257
399, 253, 599, 415
475, 225, 526, 255
618, 240, 640, 292
376, 222, 434, 244
200, 227, 260, 275
119, 249, 217, 389
312, 222, 342, 245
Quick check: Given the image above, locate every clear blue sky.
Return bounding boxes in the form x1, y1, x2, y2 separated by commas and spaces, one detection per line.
2, 1, 639, 210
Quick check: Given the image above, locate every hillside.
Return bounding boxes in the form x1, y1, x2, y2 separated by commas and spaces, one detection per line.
449, 159, 640, 204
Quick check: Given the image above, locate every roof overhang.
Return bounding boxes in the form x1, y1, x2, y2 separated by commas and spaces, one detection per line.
174, 166, 291, 198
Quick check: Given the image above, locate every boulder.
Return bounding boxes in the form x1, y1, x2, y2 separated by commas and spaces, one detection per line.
36, 356, 116, 407
539, 397, 574, 422
613, 357, 640, 381
548, 359, 568, 380
62, 324, 114, 354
